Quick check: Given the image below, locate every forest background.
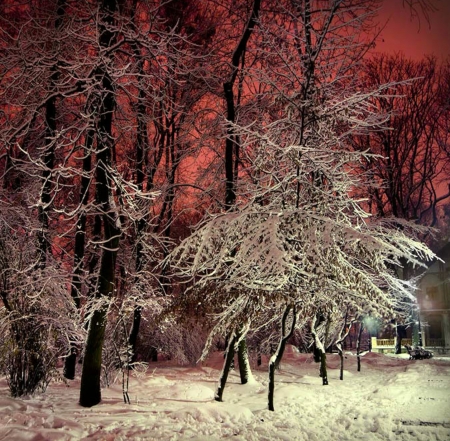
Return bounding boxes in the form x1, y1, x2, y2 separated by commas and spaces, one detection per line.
0, 0, 449, 410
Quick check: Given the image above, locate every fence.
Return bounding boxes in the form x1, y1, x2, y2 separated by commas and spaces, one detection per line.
371, 338, 411, 353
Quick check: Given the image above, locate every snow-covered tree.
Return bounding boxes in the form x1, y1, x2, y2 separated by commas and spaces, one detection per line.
169, 95, 436, 406
169, 0, 437, 410
0, 199, 79, 397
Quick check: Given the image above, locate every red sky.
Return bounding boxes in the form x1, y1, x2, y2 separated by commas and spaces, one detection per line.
375, 0, 450, 61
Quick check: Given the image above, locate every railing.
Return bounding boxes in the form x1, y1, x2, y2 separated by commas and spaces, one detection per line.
426, 338, 444, 347
375, 339, 394, 346
372, 339, 412, 346
371, 338, 417, 353
371, 336, 443, 353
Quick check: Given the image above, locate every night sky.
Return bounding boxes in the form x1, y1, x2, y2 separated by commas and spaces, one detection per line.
376, 0, 450, 61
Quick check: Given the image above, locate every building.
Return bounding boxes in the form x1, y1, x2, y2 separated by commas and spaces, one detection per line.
370, 242, 450, 354
416, 242, 450, 352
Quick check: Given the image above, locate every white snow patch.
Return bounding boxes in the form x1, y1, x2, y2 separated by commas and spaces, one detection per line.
0, 350, 449, 440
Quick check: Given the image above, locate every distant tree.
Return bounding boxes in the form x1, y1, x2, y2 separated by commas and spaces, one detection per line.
120, 0, 220, 365
352, 54, 449, 227
350, 53, 450, 352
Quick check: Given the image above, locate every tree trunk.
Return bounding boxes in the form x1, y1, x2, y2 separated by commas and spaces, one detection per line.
237, 335, 251, 385
312, 343, 321, 362
222, 0, 261, 384
63, 346, 77, 380
37, 99, 55, 265
268, 305, 296, 411
79, 307, 107, 406
215, 331, 237, 402
79, 206, 120, 407
356, 321, 364, 372
64, 130, 93, 379
336, 310, 353, 381
128, 305, 142, 364
311, 314, 328, 386
336, 318, 346, 382
337, 343, 344, 381
37, 0, 66, 266
127, 4, 151, 360
79, 0, 119, 408
127, 96, 146, 362
224, 0, 261, 211
319, 351, 328, 385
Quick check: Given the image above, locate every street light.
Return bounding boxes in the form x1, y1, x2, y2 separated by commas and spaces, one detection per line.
363, 316, 378, 352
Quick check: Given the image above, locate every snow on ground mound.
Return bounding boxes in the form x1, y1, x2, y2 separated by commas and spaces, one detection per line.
0, 352, 449, 440
153, 381, 215, 402
170, 402, 254, 424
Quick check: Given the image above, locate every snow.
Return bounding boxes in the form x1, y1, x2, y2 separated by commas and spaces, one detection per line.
1, 349, 449, 440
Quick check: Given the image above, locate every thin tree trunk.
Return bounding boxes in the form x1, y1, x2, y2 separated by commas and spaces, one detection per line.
127, 0, 152, 361
356, 321, 364, 372
337, 328, 344, 379
222, 0, 261, 384
158, 141, 178, 293
311, 314, 328, 386
37, 0, 66, 266
224, 0, 261, 210
215, 331, 237, 402
64, 130, 93, 379
268, 305, 296, 411
337, 342, 344, 381
320, 351, 328, 385
336, 310, 354, 381
127, 81, 147, 364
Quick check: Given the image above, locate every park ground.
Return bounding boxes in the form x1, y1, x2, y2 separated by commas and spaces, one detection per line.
0, 347, 449, 440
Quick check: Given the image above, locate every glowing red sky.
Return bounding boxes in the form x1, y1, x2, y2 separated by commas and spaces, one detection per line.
376, 0, 450, 61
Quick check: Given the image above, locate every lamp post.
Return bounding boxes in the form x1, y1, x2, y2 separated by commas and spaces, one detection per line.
363, 316, 378, 352
413, 301, 423, 347
418, 314, 423, 347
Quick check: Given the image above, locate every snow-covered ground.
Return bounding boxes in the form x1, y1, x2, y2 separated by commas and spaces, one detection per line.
1, 348, 449, 440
